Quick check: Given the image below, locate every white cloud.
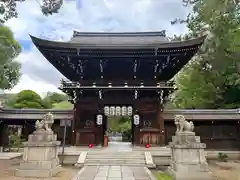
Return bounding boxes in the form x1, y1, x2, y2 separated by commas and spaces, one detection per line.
14, 46, 63, 86
6, 74, 63, 97
4, 0, 190, 94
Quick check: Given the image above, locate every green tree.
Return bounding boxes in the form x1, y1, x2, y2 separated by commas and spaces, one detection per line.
117, 121, 131, 133
0, 25, 21, 90
170, 0, 240, 109
8, 90, 51, 109
43, 91, 68, 105
0, 0, 63, 23
4, 93, 17, 107
52, 100, 73, 109
171, 61, 221, 108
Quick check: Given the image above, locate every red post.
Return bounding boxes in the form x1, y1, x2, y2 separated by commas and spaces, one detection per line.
104, 135, 108, 147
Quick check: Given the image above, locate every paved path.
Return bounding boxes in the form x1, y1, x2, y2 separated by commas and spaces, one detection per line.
107, 142, 133, 152
73, 166, 155, 180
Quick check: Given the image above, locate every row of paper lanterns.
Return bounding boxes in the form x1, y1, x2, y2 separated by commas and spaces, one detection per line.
104, 106, 133, 116
96, 114, 140, 125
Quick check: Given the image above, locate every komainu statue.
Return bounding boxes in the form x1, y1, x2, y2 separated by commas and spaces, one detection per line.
35, 112, 54, 133
35, 120, 44, 130
43, 112, 54, 133
174, 114, 194, 133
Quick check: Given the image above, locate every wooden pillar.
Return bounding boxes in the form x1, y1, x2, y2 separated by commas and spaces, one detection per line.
101, 115, 107, 146
131, 113, 135, 145
0, 121, 4, 147
132, 102, 140, 146
132, 103, 141, 146
157, 104, 165, 145
71, 107, 77, 145
100, 102, 105, 146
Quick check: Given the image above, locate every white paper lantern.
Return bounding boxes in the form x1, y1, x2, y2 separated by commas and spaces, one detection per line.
115, 106, 121, 116
104, 106, 110, 116
127, 106, 133, 116
110, 106, 115, 116
121, 106, 127, 116
133, 114, 140, 125
96, 115, 103, 125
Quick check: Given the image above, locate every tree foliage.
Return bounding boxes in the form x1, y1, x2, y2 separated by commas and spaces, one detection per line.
43, 91, 68, 104
0, 0, 63, 23
0, 25, 21, 90
171, 0, 240, 109
7, 90, 51, 109
52, 100, 73, 109
108, 116, 131, 133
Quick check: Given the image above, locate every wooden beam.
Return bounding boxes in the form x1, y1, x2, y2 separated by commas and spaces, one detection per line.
62, 80, 173, 86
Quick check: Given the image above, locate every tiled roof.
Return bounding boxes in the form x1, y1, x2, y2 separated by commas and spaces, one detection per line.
69, 31, 169, 45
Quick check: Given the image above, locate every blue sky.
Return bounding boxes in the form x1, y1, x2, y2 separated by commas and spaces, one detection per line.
5, 0, 189, 96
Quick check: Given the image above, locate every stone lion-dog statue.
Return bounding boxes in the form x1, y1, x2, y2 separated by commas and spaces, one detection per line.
174, 114, 194, 133
35, 112, 54, 133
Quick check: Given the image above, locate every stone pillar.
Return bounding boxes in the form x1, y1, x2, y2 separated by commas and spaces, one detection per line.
16, 113, 61, 178
168, 115, 211, 180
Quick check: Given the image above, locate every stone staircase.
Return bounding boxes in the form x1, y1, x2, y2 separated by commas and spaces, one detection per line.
84, 151, 146, 166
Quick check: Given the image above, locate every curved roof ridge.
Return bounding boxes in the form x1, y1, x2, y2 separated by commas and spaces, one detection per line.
29, 34, 206, 48
72, 30, 166, 37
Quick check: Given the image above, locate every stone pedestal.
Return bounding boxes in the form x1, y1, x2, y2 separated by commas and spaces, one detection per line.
168, 132, 212, 180
15, 129, 61, 178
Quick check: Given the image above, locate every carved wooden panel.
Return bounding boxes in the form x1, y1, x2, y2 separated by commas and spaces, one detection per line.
75, 131, 95, 145
140, 112, 158, 129
142, 119, 152, 128
75, 110, 96, 129
139, 132, 164, 145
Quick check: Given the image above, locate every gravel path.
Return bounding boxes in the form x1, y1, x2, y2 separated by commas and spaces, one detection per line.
209, 160, 240, 180
0, 164, 78, 180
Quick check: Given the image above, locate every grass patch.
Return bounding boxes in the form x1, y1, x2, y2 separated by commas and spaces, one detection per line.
152, 171, 172, 180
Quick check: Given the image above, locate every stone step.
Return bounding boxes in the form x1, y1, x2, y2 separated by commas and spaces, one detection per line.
87, 155, 143, 159
87, 152, 143, 155
84, 151, 146, 166
88, 152, 143, 154
84, 163, 146, 166
87, 157, 144, 160
86, 159, 145, 163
